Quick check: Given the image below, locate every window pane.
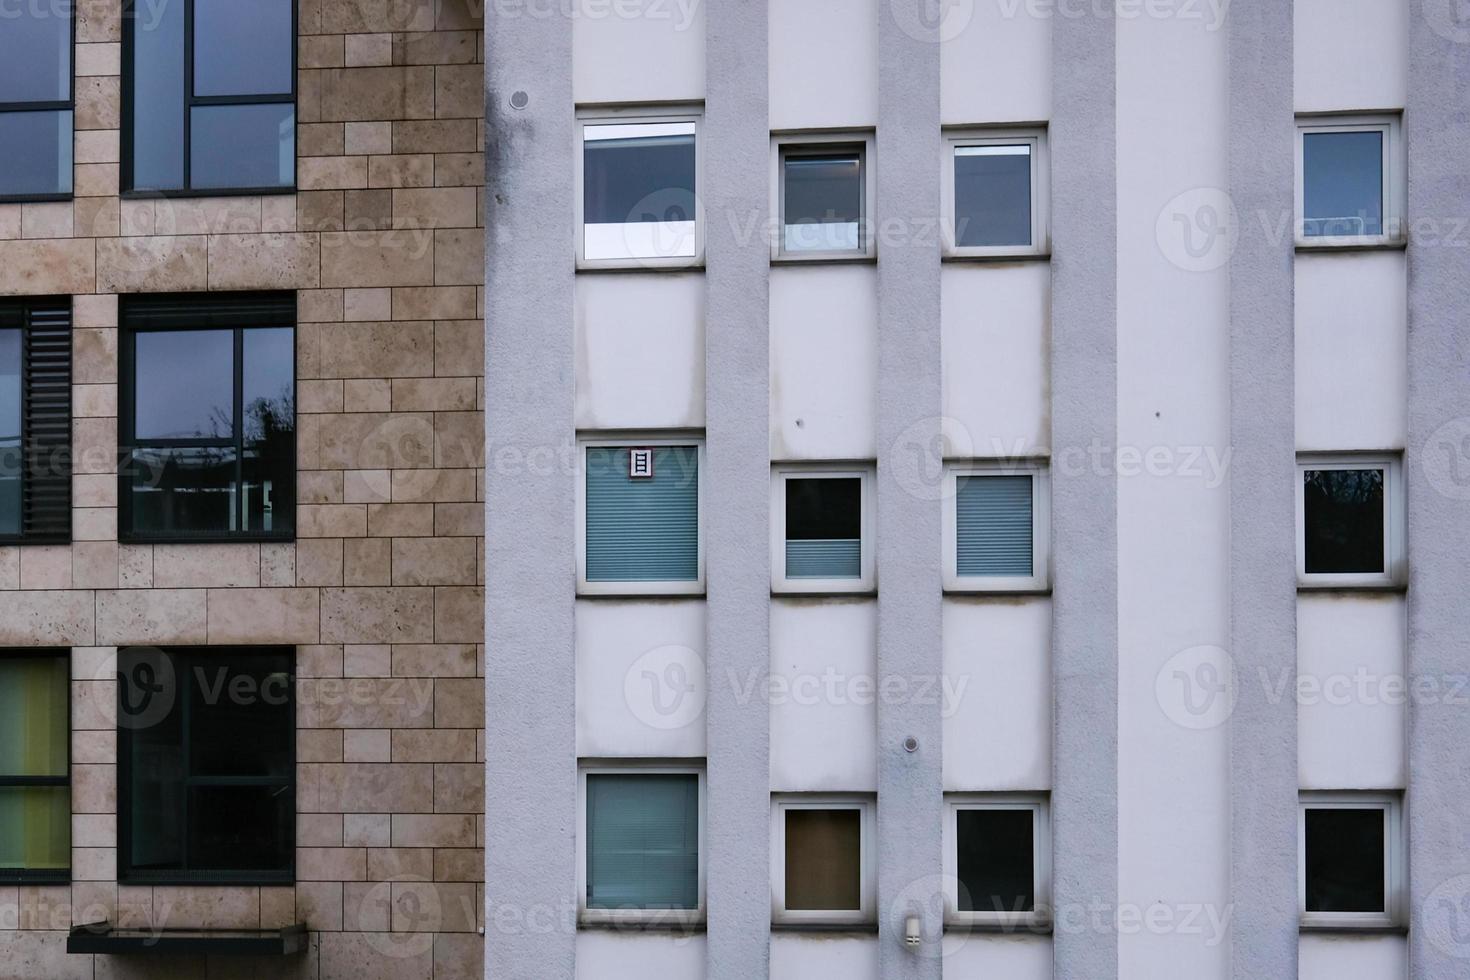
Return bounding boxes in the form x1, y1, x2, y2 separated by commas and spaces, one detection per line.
190, 104, 295, 190
784, 808, 861, 911
0, 110, 73, 198
133, 330, 235, 440
955, 145, 1032, 248
784, 153, 861, 252
585, 446, 699, 582
1303, 468, 1385, 574
0, 787, 70, 872
188, 652, 293, 778
126, 446, 238, 536
121, 648, 186, 875
0, 7, 70, 102
584, 127, 696, 225
242, 327, 294, 534
1304, 807, 1386, 913
186, 785, 293, 873
0, 330, 19, 535
129, 0, 185, 190
586, 773, 699, 910
955, 474, 1033, 577
1303, 131, 1383, 237
785, 477, 861, 579
193, 0, 293, 97
956, 808, 1035, 914
0, 657, 68, 777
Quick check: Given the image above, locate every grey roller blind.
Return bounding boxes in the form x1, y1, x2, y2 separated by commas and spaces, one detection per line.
585, 446, 699, 582
955, 474, 1033, 577
786, 539, 861, 579
586, 773, 699, 910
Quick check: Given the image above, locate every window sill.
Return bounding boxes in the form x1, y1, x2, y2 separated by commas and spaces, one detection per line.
943, 585, 1053, 597
1299, 919, 1405, 934
577, 915, 706, 933
943, 250, 1051, 264
119, 533, 296, 546
0, 535, 72, 547
771, 253, 877, 267
1295, 237, 1407, 253
120, 187, 297, 200
0, 193, 73, 205
945, 916, 1052, 935
117, 874, 295, 888
575, 261, 705, 274
0, 869, 70, 884
1296, 579, 1406, 594
771, 921, 879, 934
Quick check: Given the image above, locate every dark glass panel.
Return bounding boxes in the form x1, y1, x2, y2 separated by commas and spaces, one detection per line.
584, 131, 696, 225
126, 446, 238, 536
785, 808, 861, 911
955, 145, 1032, 248
0, 329, 19, 534
193, 0, 293, 97
1304, 807, 1386, 913
1303, 131, 1384, 237
133, 329, 234, 440
0, 7, 70, 102
1303, 468, 1385, 574
786, 477, 861, 541
0, 111, 73, 198
956, 808, 1035, 914
129, 0, 186, 190
189, 105, 295, 190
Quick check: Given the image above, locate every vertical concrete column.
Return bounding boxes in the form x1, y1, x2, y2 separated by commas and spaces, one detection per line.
1051, 9, 1118, 980
704, 0, 772, 975
483, 6, 577, 979
1406, 6, 1470, 975
1227, 1, 1298, 977
875, 3, 942, 977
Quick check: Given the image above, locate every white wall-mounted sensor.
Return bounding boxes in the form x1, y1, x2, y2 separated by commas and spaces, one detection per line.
904, 915, 922, 948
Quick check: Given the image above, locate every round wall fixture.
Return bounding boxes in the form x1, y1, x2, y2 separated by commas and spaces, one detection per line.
903, 736, 919, 753
510, 91, 529, 110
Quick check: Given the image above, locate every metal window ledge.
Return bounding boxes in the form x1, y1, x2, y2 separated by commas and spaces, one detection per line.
67, 923, 308, 956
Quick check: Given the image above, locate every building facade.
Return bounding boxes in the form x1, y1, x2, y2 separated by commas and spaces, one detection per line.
0, 0, 487, 977
485, 1, 1470, 980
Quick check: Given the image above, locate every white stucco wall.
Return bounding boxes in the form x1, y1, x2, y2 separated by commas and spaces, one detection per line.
940, 0, 1052, 125
572, 0, 706, 105
1298, 933, 1407, 980
941, 932, 1053, 978
1294, 0, 1408, 113
771, 933, 879, 980
575, 930, 708, 979
768, 0, 878, 130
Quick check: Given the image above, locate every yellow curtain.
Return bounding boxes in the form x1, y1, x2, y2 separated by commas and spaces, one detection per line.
0, 657, 69, 871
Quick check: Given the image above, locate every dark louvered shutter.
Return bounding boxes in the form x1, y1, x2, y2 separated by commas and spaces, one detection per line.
22, 301, 72, 541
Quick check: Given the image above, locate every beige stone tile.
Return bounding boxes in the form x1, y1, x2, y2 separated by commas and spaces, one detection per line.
367, 153, 434, 189
297, 728, 344, 763
73, 846, 117, 881
393, 881, 475, 932
343, 728, 391, 762
154, 197, 262, 236
389, 729, 475, 763
300, 156, 369, 190
317, 414, 434, 470
261, 543, 296, 586
298, 812, 344, 847
72, 541, 119, 589
390, 377, 476, 412
365, 846, 432, 880
433, 412, 483, 468
0, 205, 18, 240
388, 285, 473, 321
71, 763, 115, 814
95, 235, 207, 292
298, 644, 345, 678
73, 506, 116, 541
73, 293, 119, 329
73, 382, 117, 417
71, 415, 117, 475
299, 34, 345, 69
260, 887, 296, 930
391, 119, 476, 154
432, 152, 483, 188
367, 502, 433, 537
320, 66, 435, 121
152, 544, 260, 588
72, 813, 116, 849
341, 880, 387, 932
297, 763, 435, 813
21, 202, 73, 239
114, 885, 151, 929
390, 468, 476, 504
391, 187, 475, 229
208, 232, 321, 290
432, 320, 482, 376
297, 472, 345, 507
433, 65, 480, 120
297, 677, 435, 728
19, 546, 72, 590
117, 544, 152, 588
344, 813, 391, 848
73, 326, 117, 383
344, 187, 392, 228
343, 286, 391, 321
96, 589, 206, 645
432, 674, 483, 726
298, 503, 368, 538
437, 0, 482, 29
433, 932, 483, 980
206, 588, 321, 644
74, 76, 120, 130
0, 592, 96, 645
391, 538, 475, 586
433, 502, 481, 536
0, 238, 95, 294
71, 880, 116, 927
299, 287, 345, 323
344, 122, 392, 159
344, 538, 391, 586
342, 378, 392, 412
432, 228, 480, 285
297, 538, 344, 587
296, 882, 343, 932
432, 849, 482, 884
298, 190, 345, 235
74, 163, 120, 197
321, 587, 434, 643
319, 931, 431, 980
298, 847, 367, 881
432, 764, 483, 814
346, 33, 393, 67
151, 887, 260, 929
119, 198, 154, 236
76, 0, 120, 41
320, 0, 435, 33
299, 121, 346, 158
71, 678, 115, 732
390, 814, 474, 848
0, 548, 17, 589
343, 469, 392, 505
343, 643, 391, 677
394, 30, 477, 66
299, 379, 345, 414
262, 195, 297, 233
320, 230, 434, 287
74, 196, 121, 238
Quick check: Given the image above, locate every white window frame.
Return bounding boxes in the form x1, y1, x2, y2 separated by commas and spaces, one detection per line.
770, 131, 876, 263
575, 106, 705, 271
769, 794, 876, 927
1296, 453, 1404, 590
1298, 791, 1405, 931
943, 794, 1051, 931
942, 460, 1051, 593
577, 762, 707, 928
942, 126, 1050, 260
1294, 113, 1405, 249
770, 462, 876, 595
576, 434, 707, 597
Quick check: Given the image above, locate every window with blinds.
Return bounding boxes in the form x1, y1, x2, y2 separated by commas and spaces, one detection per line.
955, 473, 1033, 576
0, 298, 72, 544
0, 651, 70, 882
584, 772, 700, 914
582, 443, 701, 592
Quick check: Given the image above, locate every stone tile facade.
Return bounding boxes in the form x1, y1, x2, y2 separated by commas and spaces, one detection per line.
0, 1, 485, 976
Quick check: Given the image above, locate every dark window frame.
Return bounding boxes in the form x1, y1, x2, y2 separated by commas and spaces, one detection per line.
0, 648, 72, 884
116, 645, 296, 886
0, 297, 73, 546
120, 0, 298, 197
0, 3, 76, 203
118, 292, 296, 545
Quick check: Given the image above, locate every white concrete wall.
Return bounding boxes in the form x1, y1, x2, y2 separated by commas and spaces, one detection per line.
1116, 6, 1231, 978
575, 931, 708, 979
771, 933, 879, 980
1299, 933, 1407, 980
941, 932, 1053, 977
1295, 251, 1407, 452
941, 263, 1051, 458
768, 0, 878, 130
576, 599, 708, 758
1297, 594, 1406, 791
572, 0, 706, 105
940, 0, 1052, 125
770, 264, 878, 460
576, 273, 707, 430
942, 598, 1052, 791
1294, 0, 1408, 113
769, 599, 878, 792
